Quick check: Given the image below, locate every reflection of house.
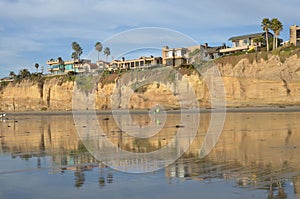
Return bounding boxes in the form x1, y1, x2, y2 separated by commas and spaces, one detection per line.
290, 25, 300, 47
220, 32, 273, 54
110, 56, 162, 71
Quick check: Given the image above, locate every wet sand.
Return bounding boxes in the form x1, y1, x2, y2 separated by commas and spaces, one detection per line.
2, 105, 300, 116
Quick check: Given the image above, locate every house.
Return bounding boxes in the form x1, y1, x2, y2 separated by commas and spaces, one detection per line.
162, 44, 224, 67
47, 59, 92, 75
72, 59, 92, 74
96, 60, 110, 71
290, 25, 300, 47
200, 43, 227, 59
0, 77, 14, 83
220, 32, 273, 54
47, 59, 65, 75
162, 46, 188, 67
110, 56, 162, 71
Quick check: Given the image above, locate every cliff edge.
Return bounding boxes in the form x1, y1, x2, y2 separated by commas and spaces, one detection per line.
1, 53, 300, 112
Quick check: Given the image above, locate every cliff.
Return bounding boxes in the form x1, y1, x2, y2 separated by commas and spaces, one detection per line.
1, 53, 300, 112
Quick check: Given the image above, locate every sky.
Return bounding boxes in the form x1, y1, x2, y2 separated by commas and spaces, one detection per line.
0, 0, 300, 77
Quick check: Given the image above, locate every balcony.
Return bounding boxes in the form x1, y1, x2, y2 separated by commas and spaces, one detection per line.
219, 45, 250, 54
47, 60, 60, 65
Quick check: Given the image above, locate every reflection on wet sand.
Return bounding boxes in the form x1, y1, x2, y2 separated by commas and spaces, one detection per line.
0, 112, 300, 198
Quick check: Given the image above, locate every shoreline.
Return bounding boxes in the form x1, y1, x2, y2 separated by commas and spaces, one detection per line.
2, 105, 300, 116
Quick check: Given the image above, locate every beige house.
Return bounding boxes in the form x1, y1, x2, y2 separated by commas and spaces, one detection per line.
110, 56, 162, 71
162, 44, 224, 66
220, 32, 273, 54
162, 46, 189, 66
290, 25, 300, 47
96, 60, 110, 70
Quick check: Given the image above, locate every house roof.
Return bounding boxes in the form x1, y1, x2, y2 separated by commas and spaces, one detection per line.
228, 32, 272, 41
200, 45, 225, 53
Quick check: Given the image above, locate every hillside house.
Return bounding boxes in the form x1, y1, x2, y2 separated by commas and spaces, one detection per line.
110, 56, 162, 71
290, 25, 300, 47
220, 32, 273, 54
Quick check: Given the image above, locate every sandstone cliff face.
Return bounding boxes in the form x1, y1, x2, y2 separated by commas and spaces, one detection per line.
0, 78, 74, 111
218, 54, 300, 106
1, 54, 300, 112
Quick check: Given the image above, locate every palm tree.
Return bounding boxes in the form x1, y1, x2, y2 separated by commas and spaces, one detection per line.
261, 18, 271, 52
72, 42, 83, 61
35, 63, 39, 73
103, 47, 111, 61
95, 42, 103, 61
270, 18, 283, 49
71, 52, 78, 61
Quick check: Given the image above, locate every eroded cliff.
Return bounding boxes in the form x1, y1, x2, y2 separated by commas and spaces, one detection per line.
1, 54, 300, 112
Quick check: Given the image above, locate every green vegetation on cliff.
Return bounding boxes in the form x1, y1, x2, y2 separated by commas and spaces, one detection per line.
215, 44, 300, 66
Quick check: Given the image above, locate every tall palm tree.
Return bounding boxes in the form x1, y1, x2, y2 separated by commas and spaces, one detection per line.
103, 47, 111, 61
261, 18, 271, 52
72, 42, 83, 61
95, 42, 103, 61
35, 63, 39, 73
271, 18, 283, 49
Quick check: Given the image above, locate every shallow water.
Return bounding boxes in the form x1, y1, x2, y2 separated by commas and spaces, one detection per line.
0, 111, 300, 199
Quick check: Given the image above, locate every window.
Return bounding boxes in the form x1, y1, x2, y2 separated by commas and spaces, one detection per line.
233, 42, 239, 47
175, 50, 182, 57
243, 39, 249, 45
297, 30, 300, 38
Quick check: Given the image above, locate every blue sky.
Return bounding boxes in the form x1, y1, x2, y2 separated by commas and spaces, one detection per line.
0, 0, 300, 77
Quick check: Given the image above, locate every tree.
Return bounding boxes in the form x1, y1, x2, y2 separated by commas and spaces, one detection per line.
35, 63, 39, 73
9, 71, 16, 78
95, 42, 103, 61
57, 57, 65, 72
72, 42, 83, 61
270, 18, 283, 49
71, 52, 78, 60
103, 47, 111, 61
18, 69, 31, 79
253, 36, 264, 46
261, 18, 271, 52
57, 57, 63, 64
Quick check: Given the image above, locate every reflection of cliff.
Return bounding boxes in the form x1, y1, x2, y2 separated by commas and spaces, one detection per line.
163, 112, 300, 198
1, 112, 300, 169
1, 112, 300, 194
0, 115, 78, 155
1, 55, 300, 112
